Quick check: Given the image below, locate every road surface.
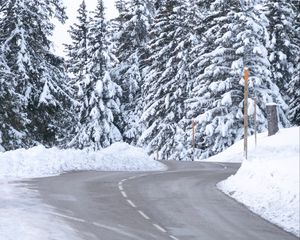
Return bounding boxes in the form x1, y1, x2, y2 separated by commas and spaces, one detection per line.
27, 161, 298, 240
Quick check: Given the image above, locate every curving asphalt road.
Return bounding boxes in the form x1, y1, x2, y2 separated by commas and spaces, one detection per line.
27, 161, 298, 240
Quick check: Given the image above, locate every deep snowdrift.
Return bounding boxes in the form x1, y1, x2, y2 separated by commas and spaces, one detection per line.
211, 127, 299, 236
0, 142, 166, 179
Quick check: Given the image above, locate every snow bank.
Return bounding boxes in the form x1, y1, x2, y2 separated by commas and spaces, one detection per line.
0, 142, 166, 179
199, 132, 255, 163
0, 180, 80, 240
201, 127, 299, 163
216, 127, 299, 236
0, 143, 166, 239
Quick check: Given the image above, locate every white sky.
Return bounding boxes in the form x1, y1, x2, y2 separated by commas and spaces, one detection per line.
52, 0, 117, 56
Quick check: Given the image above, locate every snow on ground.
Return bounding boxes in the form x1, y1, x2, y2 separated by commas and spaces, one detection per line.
0, 179, 81, 240
205, 127, 299, 237
0, 142, 167, 179
0, 142, 166, 240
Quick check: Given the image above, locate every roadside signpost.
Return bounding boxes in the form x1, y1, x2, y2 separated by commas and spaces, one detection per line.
254, 96, 257, 147
192, 119, 196, 151
244, 68, 249, 160
192, 119, 196, 161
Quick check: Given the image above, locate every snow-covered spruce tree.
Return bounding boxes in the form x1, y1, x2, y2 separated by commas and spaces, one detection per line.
0, 48, 29, 150
139, 0, 194, 160
107, 0, 129, 47
0, 1, 27, 150
187, 0, 289, 159
0, 0, 30, 150
186, 0, 242, 159
154, 0, 165, 11
114, 0, 130, 29
288, 61, 300, 126
265, 0, 298, 100
112, 0, 153, 144
288, 8, 300, 126
237, 0, 289, 128
65, 0, 89, 84
0, 0, 6, 13
169, 0, 206, 160
64, 0, 89, 142
69, 0, 122, 150
0, 0, 73, 148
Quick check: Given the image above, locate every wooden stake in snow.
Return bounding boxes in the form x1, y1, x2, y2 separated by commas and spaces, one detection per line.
266, 103, 279, 136
244, 68, 249, 160
192, 119, 196, 151
254, 96, 257, 147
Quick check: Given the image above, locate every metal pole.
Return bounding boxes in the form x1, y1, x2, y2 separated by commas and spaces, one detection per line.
244, 68, 249, 159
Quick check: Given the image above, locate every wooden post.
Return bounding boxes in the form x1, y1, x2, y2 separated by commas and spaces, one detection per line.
266, 103, 279, 136
192, 119, 196, 151
254, 96, 257, 147
192, 119, 196, 161
244, 68, 249, 160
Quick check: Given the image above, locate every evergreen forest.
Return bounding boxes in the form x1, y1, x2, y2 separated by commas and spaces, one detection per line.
0, 0, 299, 160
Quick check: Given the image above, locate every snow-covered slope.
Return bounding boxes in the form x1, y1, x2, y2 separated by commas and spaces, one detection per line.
0, 142, 166, 179
211, 127, 299, 236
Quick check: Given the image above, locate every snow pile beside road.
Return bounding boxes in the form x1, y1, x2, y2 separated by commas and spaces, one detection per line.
217, 127, 299, 236
200, 130, 261, 163
0, 180, 81, 240
0, 143, 165, 240
0, 142, 166, 178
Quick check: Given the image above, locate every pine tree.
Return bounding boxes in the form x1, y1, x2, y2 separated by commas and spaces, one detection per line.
112, 0, 153, 144
0, 49, 28, 150
65, 0, 89, 84
154, 0, 164, 10
0, 0, 73, 148
174, 0, 200, 160
288, 62, 300, 126
0, 0, 27, 150
265, 0, 298, 100
139, 0, 193, 160
69, 0, 122, 150
187, 0, 289, 159
288, 6, 300, 125
115, 0, 129, 28
64, 0, 90, 143
0, 0, 6, 12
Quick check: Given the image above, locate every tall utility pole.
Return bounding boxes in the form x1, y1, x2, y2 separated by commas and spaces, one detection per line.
244, 68, 249, 160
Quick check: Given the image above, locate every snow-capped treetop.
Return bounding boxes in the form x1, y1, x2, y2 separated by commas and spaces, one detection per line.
65, 0, 89, 82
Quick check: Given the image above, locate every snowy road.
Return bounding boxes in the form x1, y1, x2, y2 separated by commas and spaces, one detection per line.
27, 161, 298, 240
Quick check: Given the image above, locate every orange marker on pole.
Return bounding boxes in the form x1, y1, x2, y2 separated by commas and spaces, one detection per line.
244, 68, 249, 160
